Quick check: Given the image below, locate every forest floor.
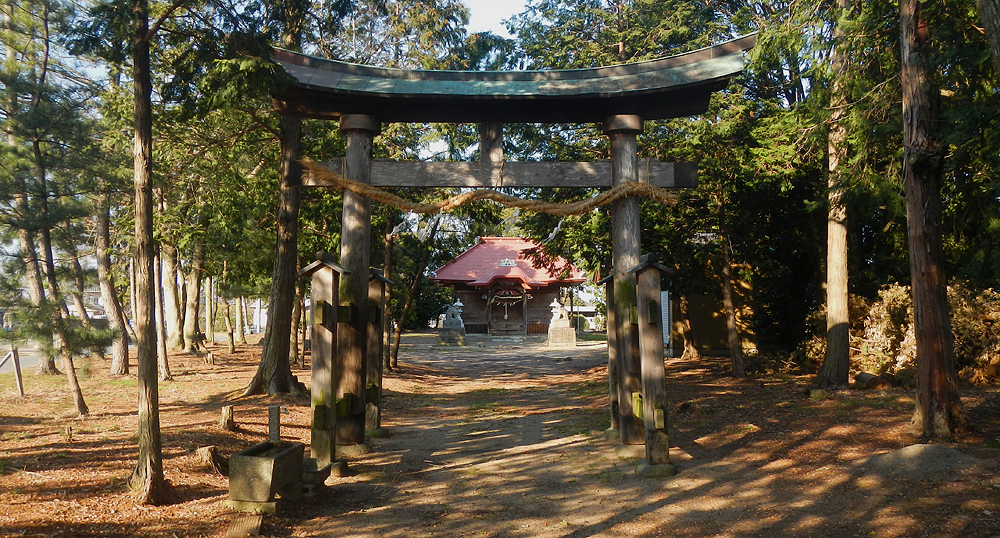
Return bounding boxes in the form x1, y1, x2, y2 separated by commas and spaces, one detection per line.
0, 332, 999, 537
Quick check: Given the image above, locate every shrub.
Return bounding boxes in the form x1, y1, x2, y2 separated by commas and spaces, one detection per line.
851, 282, 1000, 385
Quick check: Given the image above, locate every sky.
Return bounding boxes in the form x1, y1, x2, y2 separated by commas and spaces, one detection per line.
463, 0, 527, 38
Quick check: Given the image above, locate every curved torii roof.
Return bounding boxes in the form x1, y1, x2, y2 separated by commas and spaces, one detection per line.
271, 35, 756, 124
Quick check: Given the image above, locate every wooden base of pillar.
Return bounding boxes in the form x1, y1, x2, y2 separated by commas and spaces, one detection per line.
311, 429, 335, 466
335, 413, 366, 446
645, 429, 671, 465
618, 415, 644, 445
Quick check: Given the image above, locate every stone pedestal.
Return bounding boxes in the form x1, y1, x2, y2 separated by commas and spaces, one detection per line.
547, 299, 577, 346
438, 301, 466, 345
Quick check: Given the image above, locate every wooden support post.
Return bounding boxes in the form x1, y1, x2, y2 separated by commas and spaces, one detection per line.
366, 270, 391, 432
630, 255, 677, 476
605, 114, 644, 445
597, 275, 620, 432
522, 290, 528, 336
300, 254, 347, 465
337, 114, 379, 448
480, 122, 504, 168
11, 347, 23, 398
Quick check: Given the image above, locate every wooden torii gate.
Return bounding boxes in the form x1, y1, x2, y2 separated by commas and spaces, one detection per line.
272, 35, 755, 466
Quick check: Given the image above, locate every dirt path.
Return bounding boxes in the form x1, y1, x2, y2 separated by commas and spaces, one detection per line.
281, 338, 1000, 538
1, 335, 998, 537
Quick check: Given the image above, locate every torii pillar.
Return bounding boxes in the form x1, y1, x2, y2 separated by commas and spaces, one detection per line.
337, 114, 379, 452
605, 115, 644, 445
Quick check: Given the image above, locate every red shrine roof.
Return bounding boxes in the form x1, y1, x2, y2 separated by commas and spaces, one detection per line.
432, 237, 586, 290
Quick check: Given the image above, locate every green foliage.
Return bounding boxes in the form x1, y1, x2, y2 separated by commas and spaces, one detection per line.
511, 0, 729, 69
3, 0, 1000, 390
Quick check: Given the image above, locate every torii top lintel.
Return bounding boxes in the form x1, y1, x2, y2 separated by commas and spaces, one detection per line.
271, 35, 756, 124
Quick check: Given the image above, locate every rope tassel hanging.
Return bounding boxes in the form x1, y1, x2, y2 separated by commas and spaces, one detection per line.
300, 157, 677, 216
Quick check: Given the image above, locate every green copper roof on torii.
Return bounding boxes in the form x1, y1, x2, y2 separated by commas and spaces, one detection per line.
271, 34, 756, 124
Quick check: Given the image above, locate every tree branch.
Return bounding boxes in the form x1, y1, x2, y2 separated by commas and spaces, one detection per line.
142, 0, 189, 43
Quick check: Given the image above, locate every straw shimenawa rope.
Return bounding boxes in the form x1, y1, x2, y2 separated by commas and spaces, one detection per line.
301, 157, 677, 215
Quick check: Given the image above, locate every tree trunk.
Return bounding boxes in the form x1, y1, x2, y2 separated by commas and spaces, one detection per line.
160, 241, 183, 349
96, 194, 130, 376
236, 296, 248, 345
2, 6, 56, 376
39, 225, 87, 415
19, 225, 59, 375
816, 0, 851, 388
66, 241, 92, 328
223, 296, 236, 353
900, 0, 968, 439
382, 219, 395, 372
130, 257, 138, 325
205, 276, 215, 345
182, 225, 207, 353
155, 249, 172, 381
977, 0, 1000, 75
127, 0, 169, 503
678, 293, 699, 359
35, 137, 87, 413
244, 115, 305, 396
719, 228, 746, 378
300, 294, 308, 366
390, 218, 439, 369
289, 284, 302, 368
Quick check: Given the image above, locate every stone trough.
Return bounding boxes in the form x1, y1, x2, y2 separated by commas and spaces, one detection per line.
227, 441, 304, 515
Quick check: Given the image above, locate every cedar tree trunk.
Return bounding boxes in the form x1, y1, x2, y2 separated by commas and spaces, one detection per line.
678, 293, 699, 359
382, 220, 395, 372
96, 195, 130, 376
127, 0, 168, 503
155, 249, 172, 381
289, 283, 302, 368
244, 115, 305, 396
977, 0, 1000, 74
816, 0, 852, 388
900, 0, 968, 438
182, 226, 206, 353
390, 218, 439, 369
719, 228, 746, 377
160, 241, 183, 349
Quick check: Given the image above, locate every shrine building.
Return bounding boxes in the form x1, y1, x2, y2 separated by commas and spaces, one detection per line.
431, 237, 586, 336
